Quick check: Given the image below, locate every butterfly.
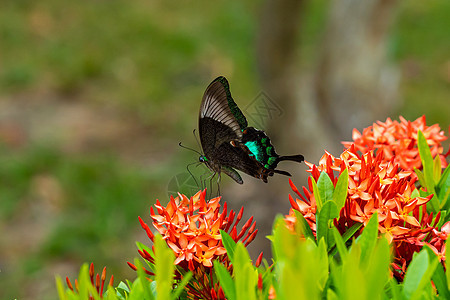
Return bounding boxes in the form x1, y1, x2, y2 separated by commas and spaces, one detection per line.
198, 76, 304, 184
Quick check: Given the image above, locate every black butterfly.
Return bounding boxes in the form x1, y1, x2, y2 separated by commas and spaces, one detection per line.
198, 76, 303, 184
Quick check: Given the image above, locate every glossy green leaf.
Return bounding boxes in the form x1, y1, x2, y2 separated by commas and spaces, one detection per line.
333, 168, 348, 210
438, 165, 450, 210
220, 230, 237, 262
329, 223, 362, 257
311, 176, 322, 211
423, 245, 450, 299
214, 261, 236, 300
434, 155, 442, 182
403, 250, 438, 300
317, 201, 338, 246
332, 227, 348, 260
418, 130, 434, 188
447, 240, 450, 291
342, 222, 363, 243
418, 130, 438, 212
234, 243, 257, 300
135, 259, 155, 300
414, 168, 426, 187
154, 235, 174, 300
355, 213, 378, 265
136, 241, 155, 271
388, 278, 403, 300
317, 171, 334, 204
294, 210, 316, 243
272, 217, 295, 261
171, 271, 192, 300
55, 276, 67, 300
366, 238, 391, 299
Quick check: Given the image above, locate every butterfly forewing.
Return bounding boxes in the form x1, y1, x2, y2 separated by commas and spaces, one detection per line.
199, 76, 247, 141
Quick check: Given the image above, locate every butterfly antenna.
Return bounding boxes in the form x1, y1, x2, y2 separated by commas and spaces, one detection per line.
179, 142, 203, 156
192, 129, 203, 154
186, 162, 201, 190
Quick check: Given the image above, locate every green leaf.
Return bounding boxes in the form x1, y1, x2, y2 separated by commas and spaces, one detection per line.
136, 241, 155, 271
104, 286, 118, 300
234, 243, 257, 300
77, 263, 101, 300
116, 281, 130, 299
214, 261, 236, 300
333, 168, 348, 210
418, 130, 438, 212
414, 168, 426, 187
439, 164, 450, 191
220, 230, 237, 262
388, 278, 403, 300
434, 155, 442, 183
272, 217, 295, 261
437, 165, 450, 210
342, 222, 363, 244
329, 222, 362, 257
332, 227, 348, 260
316, 201, 338, 246
55, 276, 67, 300
317, 171, 334, 204
355, 212, 378, 265
403, 250, 438, 300
294, 210, 316, 243
447, 240, 450, 291
366, 238, 391, 299
171, 272, 192, 300
106, 286, 119, 300
135, 259, 155, 300
311, 176, 322, 211
154, 235, 174, 300
422, 245, 450, 299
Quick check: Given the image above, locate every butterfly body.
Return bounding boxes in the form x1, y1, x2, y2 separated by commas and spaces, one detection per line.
198, 76, 303, 184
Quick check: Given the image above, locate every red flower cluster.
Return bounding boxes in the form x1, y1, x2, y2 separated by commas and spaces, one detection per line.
285, 145, 450, 280
66, 263, 114, 299
129, 190, 260, 300
342, 116, 448, 170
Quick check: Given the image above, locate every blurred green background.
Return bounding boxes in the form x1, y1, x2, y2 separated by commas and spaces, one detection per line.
0, 0, 449, 299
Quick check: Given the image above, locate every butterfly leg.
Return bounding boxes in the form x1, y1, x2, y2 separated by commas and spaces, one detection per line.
201, 170, 217, 199
216, 172, 221, 196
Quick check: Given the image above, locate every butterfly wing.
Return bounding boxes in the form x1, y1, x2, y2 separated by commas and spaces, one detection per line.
198, 76, 303, 184
199, 76, 254, 183
199, 76, 247, 144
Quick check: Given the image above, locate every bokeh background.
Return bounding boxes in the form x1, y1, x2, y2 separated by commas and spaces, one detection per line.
0, 0, 449, 299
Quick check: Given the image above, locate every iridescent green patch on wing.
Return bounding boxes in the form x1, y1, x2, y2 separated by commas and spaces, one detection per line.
217, 77, 248, 130
245, 140, 279, 169
245, 140, 264, 163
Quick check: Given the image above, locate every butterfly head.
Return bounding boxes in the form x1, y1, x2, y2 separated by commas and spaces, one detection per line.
199, 155, 208, 163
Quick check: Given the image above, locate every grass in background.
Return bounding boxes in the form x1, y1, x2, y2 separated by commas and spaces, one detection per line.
0, 146, 156, 299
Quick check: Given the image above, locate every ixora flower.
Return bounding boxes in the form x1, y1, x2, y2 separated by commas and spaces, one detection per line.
342, 116, 448, 170
285, 145, 450, 280
65, 263, 114, 299
129, 190, 259, 300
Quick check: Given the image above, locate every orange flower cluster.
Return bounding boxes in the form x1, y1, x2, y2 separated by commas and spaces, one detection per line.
130, 190, 259, 300
285, 145, 449, 280
342, 116, 448, 170
66, 263, 114, 299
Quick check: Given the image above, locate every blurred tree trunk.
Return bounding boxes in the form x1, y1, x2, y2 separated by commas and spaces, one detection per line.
315, 0, 400, 141
231, 0, 400, 259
